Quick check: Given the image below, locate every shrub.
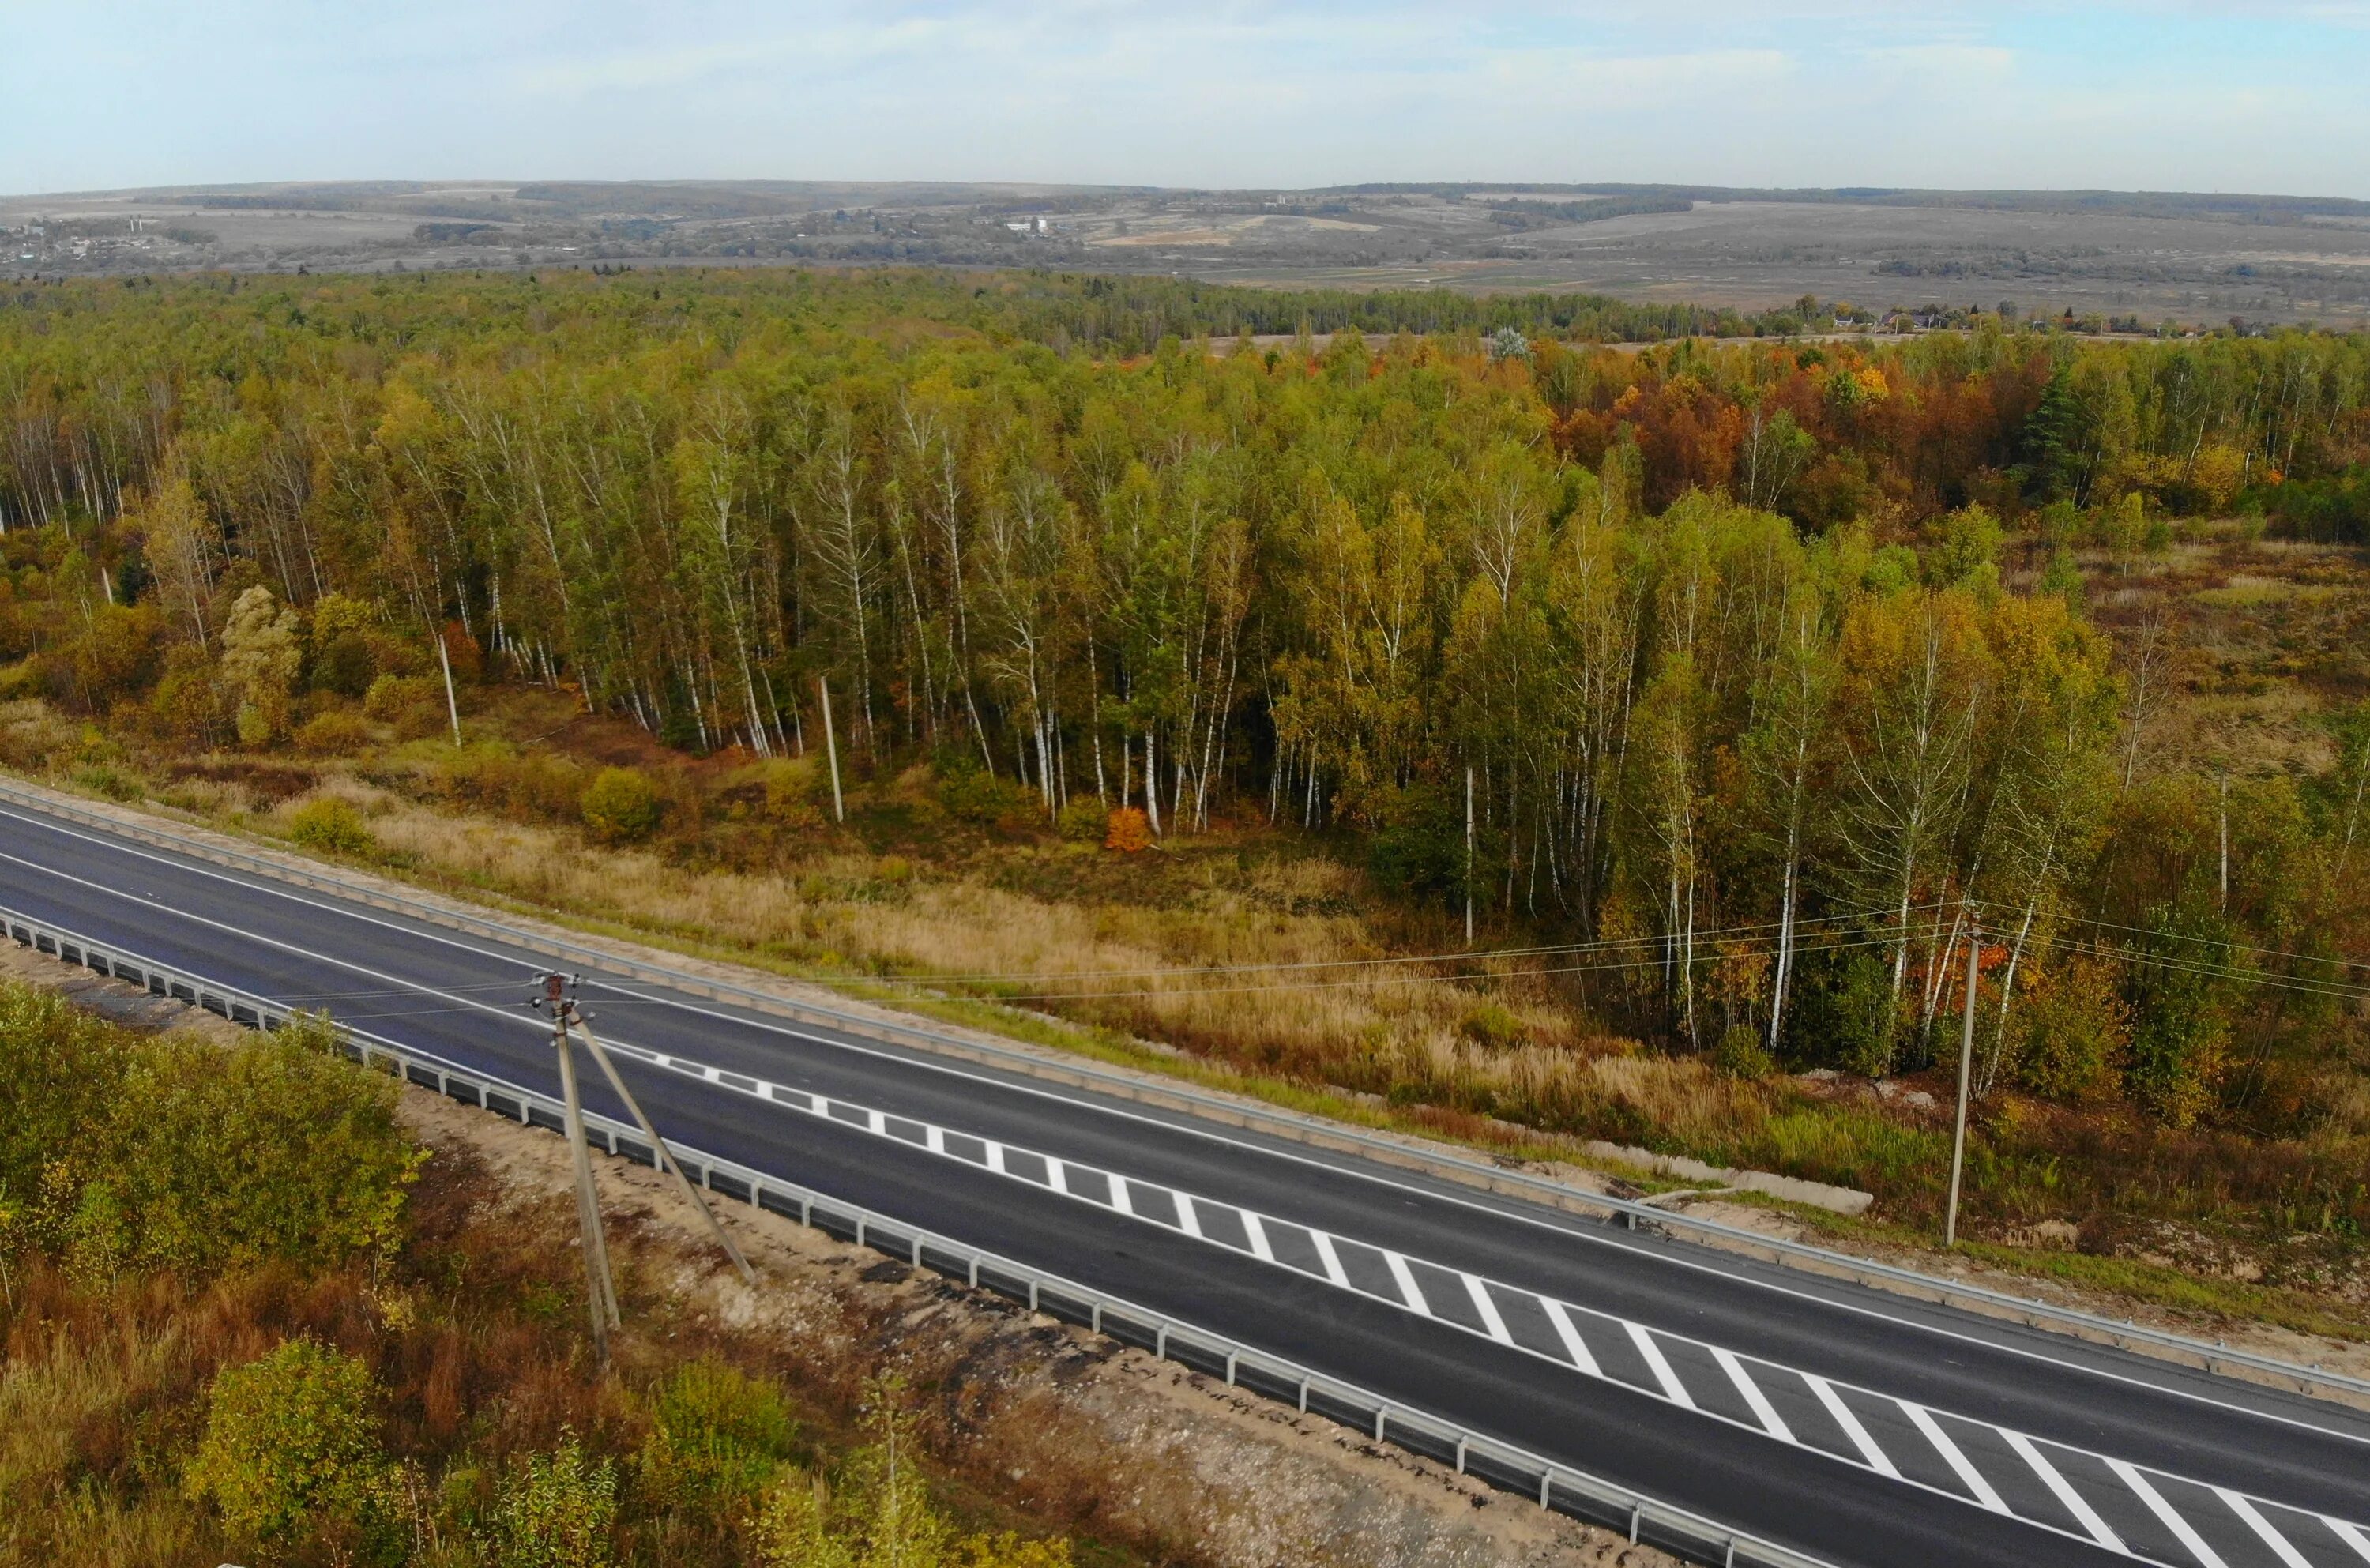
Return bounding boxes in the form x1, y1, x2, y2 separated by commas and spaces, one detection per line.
752, 1375, 1072, 1568
108, 1017, 423, 1275
939, 765, 1033, 826
184, 1338, 390, 1547
221, 585, 303, 745
1055, 795, 1107, 842
440, 743, 588, 821
363, 672, 438, 721
151, 644, 231, 747
295, 707, 373, 756
493, 1435, 618, 1568
310, 592, 382, 696
2013, 955, 2127, 1101
1458, 1002, 1529, 1051
289, 795, 375, 857
762, 759, 826, 828
310, 631, 378, 698
581, 766, 663, 844
2, 1005, 421, 1280
1103, 806, 1150, 852
71, 761, 145, 801
1712, 1024, 1776, 1081
637, 1358, 799, 1518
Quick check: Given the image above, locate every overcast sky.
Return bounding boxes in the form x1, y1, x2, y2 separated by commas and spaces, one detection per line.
5, 2, 2368, 198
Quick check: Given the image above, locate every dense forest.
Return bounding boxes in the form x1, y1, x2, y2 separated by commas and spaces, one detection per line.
3, 265, 2369, 1151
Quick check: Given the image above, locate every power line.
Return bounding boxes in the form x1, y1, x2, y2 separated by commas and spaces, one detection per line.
939, 923, 1955, 1006
1969, 898, 2370, 978
871, 899, 1949, 989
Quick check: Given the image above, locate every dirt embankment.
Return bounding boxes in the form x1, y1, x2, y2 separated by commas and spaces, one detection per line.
2, 938, 1674, 1568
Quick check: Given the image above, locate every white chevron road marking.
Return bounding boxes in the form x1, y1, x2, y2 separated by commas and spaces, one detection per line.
1465, 1273, 1515, 1346
2218, 1489, 2313, 1568
1543, 1297, 1601, 1378
2110, 1460, 2228, 1568
2004, 1431, 2125, 1552
1902, 1403, 2011, 1514
1383, 1250, 1431, 1314
1714, 1347, 1793, 1443
1806, 1375, 1899, 1478
1627, 1322, 1695, 1408
588, 1030, 2368, 1568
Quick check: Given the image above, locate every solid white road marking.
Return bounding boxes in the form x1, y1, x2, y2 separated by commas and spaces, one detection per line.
1175, 1191, 1205, 1239
1903, 1403, 2011, 1514
1045, 1157, 1069, 1196
1108, 1174, 1134, 1216
2108, 1459, 2228, 1568
2003, 1431, 2125, 1553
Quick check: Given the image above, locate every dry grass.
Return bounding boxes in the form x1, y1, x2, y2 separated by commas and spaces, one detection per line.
266, 776, 1697, 1146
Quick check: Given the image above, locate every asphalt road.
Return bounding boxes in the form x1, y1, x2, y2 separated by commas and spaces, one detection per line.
2, 795, 2366, 1568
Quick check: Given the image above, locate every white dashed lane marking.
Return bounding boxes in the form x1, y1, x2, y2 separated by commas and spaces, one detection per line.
525, 1030, 2370, 1567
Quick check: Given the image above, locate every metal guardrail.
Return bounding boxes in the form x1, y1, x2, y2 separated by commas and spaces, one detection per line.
1, 896, 1833, 1568
4, 773, 2363, 1408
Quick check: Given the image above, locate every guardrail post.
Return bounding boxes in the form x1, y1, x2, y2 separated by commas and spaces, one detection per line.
1297, 1379, 1310, 1413
1028, 1280, 1040, 1314
1224, 1351, 1237, 1386
969, 1256, 980, 1288
1538, 1468, 1552, 1507
1155, 1325, 1168, 1359
1089, 1303, 1101, 1334
1372, 1406, 1386, 1441
1628, 1502, 1641, 1544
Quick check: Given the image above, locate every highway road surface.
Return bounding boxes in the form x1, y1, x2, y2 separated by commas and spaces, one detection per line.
1, 789, 2365, 1568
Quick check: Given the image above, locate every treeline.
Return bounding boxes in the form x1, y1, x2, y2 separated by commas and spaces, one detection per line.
3, 268, 2368, 1132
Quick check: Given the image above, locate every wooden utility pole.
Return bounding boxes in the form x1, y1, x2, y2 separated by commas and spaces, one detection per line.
544, 973, 619, 1362
818, 676, 845, 822
1943, 921, 1979, 1248
567, 1008, 755, 1284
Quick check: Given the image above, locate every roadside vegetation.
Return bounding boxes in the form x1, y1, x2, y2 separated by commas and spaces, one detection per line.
2, 267, 2367, 1328
0, 981, 1087, 1567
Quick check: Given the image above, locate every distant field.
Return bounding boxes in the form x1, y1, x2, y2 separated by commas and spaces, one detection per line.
8, 178, 2370, 326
